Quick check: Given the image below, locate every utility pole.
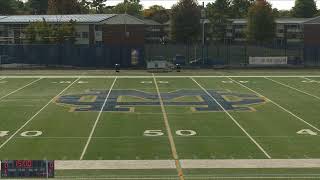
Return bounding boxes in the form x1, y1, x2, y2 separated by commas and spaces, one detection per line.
201, 2, 208, 65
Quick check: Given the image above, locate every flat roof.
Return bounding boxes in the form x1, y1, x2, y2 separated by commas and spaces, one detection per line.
231, 18, 314, 25
0, 14, 116, 24
304, 16, 320, 24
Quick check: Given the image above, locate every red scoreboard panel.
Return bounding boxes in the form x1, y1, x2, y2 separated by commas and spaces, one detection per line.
1, 160, 54, 178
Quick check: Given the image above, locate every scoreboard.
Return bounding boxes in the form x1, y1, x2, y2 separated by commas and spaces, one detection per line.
1, 160, 54, 178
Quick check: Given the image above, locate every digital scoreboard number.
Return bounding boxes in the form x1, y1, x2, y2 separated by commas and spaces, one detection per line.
1, 160, 54, 178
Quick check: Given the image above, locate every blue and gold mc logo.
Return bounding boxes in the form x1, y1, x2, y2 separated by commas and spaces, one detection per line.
55, 89, 266, 112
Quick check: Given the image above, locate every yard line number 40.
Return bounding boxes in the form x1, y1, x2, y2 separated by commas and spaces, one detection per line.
144, 130, 197, 136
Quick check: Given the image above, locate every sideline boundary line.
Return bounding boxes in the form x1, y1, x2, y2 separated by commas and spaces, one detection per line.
0, 78, 80, 150
2, 75, 320, 79
0, 78, 42, 101
228, 77, 320, 132
53, 159, 320, 169
52, 177, 320, 179
265, 77, 320, 101
80, 77, 118, 160
153, 74, 185, 180
191, 77, 271, 159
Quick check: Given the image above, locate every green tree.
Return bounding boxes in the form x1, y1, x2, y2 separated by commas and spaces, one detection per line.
25, 19, 76, 44
48, 0, 81, 14
247, 0, 276, 43
25, 19, 52, 43
171, 0, 201, 43
0, 0, 26, 15
292, 0, 317, 18
28, 0, 48, 14
230, 0, 253, 18
143, 5, 169, 23
91, 0, 107, 13
206, 0, 231, 41
78, 0, 91, 14
111, 0, 143, 17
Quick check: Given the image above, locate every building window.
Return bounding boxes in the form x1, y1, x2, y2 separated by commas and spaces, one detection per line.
95, 25, 102, 31
82, 32, 89, 39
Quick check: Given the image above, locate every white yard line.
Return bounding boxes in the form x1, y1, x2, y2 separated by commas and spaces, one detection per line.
153, 74, 184, 180
53, 159, 320, 169
80, 77, 118, 160
228, 77, 320, 132
2, 75, 320, 79
265, 77, 320, 101
0, 78, 80, 150
191, 77, 271, 159
0, 78, 42, 101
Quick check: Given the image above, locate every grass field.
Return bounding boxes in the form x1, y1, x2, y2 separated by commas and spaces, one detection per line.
1, 70, 320, 179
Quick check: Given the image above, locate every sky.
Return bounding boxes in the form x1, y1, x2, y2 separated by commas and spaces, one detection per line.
105, 0, 320, 10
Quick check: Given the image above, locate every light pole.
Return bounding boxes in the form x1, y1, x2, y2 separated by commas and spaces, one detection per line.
201, 3, 208, 65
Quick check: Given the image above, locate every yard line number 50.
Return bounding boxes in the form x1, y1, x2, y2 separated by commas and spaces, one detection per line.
144, 130, 197, 137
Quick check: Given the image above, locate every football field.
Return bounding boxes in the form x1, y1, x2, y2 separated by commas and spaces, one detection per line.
1, 72, 320, 179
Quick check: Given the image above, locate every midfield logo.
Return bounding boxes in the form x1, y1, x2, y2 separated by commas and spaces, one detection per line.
55, 89, 266, 112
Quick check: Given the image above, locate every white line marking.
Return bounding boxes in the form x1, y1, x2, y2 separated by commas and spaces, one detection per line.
12, 135, 311, 139
54, 159, 320, 169
228, 77, 320, 132
153, 74, 184, 180
265, 77, 320, 101
2, 75, 320, 79
303, 77, 320, 84
0, 78, 80, 150
80, 77, 118, 160
0, 78, 42, 101
191, 77, 271, 159
54, 177, 320, 180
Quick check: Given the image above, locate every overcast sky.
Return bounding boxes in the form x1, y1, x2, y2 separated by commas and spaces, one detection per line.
106, 0, 320, 10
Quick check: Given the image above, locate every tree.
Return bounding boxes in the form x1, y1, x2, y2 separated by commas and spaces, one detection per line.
78, 0, 91, 14
247, 0, 276, 43
111, 0, 143, 17
91, 0, 106, 13
272, 8, 292, 18
0, 0, 26, 15
25, 19, 76, 43
171, 0, 201, 43
143, 5, 169, 23
48, 0, 81, 14
28, 0, 48, 14
206, 0, 233, 41
292, 0, 317, 18
230, 0, 253, 18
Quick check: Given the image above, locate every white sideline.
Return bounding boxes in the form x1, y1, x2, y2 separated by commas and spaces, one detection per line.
1, 75, 320, 79
53, 159, 320, 169
80, 77, 118, 160
228, 77, 320, 132
265, 77, 320, 101
0, 78, 42, 101
53, 177, 320, 180
0, 78, 80, 150
191, 77, 271, 159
